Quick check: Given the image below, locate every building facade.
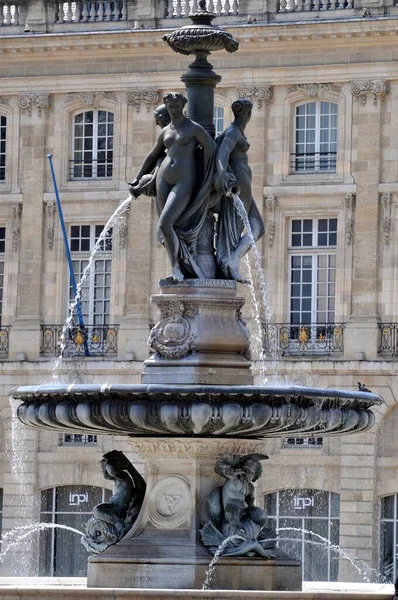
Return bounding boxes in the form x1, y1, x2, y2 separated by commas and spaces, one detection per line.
0, 0, 397, 583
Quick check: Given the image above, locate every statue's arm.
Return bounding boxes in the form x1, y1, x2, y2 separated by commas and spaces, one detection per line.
128, 464, 147, 505
216, 131, 238, 189
133, 132, 165, 183
194, 122, 217, 152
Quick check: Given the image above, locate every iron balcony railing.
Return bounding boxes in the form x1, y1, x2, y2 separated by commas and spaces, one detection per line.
0, 326, 10, 357
69, 158, 113, 180
378, 323, 398, 358
263, 323, 345, 356
290, 151, 337, 174
40, 324, 119, 357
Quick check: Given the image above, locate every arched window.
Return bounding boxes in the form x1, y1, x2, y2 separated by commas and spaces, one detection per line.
0, 115, 6, 181
380, 494, 398, 582
71, 110, 114, 179
264, 489, 340, 581
39, 485, 111, 576
292, 102, 337, 174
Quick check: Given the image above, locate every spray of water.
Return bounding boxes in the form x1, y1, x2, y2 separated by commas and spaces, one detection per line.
202, 534, 243, 590
52, 195, 131, 378
0, 523, 84, 564
232, 193, 279, 383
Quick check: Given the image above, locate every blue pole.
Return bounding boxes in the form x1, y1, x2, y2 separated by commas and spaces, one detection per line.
47, 154, 89, 357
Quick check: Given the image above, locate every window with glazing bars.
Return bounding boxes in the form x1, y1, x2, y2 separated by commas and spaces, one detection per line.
69, 224, 112, 325
214, 106, 224, 138
0, 227, 6, 326
289, 218, 337, 327
71, 110, 114, 179
0, 116, 6, 182
293, 102, 337, 173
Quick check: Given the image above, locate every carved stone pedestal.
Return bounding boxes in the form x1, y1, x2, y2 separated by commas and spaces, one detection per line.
87, 439, 302, 591
142, 279, 252, 386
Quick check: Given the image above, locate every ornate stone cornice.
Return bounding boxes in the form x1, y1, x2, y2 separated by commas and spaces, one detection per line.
351, 79, 389, 105
18, 93, 50, 117
287, 83, 340, 98
130, 439, 266, 458
11, 203, 22, 252
237, 86, 272, 109
64, 91, 117, 108
45, 201, 57, 250
344, 192, 355, 246
381, 191, 392, 246
126, 90, 160, 112
265, 195, 276, 247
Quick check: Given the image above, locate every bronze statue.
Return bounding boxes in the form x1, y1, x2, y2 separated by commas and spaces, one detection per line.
215, 99, 265, 283
130, 93, 216, 283
82, 450, 146, 554
201, 453, 281, 558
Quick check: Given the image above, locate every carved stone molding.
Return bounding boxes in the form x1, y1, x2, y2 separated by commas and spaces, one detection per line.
351, 80, 389, 105
64, 91, 117, 108
381, 191, 392, 246
130, 438, 267, 458
0, 96, 10, 106
237, 86, 273, 109
11, 203, 22, 252
118, 205, 129, 250
287, 83, 340, 98
344, 192, 356, 246
45, 201, 57, 250
265, 195, 276, 247
18, 93, 50, 117
126, 90, 160, 112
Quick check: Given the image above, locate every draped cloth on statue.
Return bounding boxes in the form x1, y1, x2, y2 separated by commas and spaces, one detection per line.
174, 138, 217, 278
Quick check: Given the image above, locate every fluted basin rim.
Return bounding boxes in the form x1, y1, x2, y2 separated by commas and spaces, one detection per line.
12, 383, 383, 407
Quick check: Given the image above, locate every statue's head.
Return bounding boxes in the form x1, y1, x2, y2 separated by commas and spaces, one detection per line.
163, 93, 188, 120
231, 99, 253, 122
101, 450, 129, 479
153, 104, 171, 129
240, 453, 268, 482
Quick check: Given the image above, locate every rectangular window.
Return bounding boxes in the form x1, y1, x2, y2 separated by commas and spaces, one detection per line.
284, 437, 323, 448
0, 116, 6, 182
214, 106, 224, 138
72, 110, 114, 179
293, 102, 337, 174
59, 433, 97, 446
69, 224, 112, 326
0, 227, 5, 325
289, 218, 337, 327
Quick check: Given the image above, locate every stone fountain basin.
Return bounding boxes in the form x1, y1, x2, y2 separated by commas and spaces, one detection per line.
13, 384, 383, 439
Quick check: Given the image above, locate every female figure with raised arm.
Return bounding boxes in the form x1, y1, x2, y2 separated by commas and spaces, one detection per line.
130, 93, 216, 283
215, 99, 265, 283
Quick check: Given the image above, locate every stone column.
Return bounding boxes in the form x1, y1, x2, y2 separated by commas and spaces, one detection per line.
8, 94, 50, 361
118, 92, 160, 361
344, 80, 389, 361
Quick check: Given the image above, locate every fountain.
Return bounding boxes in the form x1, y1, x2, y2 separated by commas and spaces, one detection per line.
12, 1, 383, 593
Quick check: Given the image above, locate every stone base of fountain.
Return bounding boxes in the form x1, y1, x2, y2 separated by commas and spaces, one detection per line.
85, 439, 301, 591
88, 554, 301, 591
142, 279, 252, 386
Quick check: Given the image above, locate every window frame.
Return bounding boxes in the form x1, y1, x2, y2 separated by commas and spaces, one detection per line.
0, 115, 6, 183
292, 101, 338, 175
214, 105, 225, 138
70, 109, 114, 181
288, 217, 337, 326
380, 493, 398, 582
264, 488, 340, 582
68, 223, 113, 326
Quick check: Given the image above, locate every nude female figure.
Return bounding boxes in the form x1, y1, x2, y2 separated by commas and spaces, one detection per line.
216, 99, 265, 283
130, 93, 216, 283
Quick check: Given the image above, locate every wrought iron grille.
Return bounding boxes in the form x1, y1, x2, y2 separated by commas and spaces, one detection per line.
290, 152, 337, 173
378, 323, 398, 358
69, 159, 113, 180
0, 326, 10, 357
263, 323, 345, 356
59, 433, 98, 446
40, 324, 118, 357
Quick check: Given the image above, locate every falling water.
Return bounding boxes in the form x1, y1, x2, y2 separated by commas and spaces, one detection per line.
202, 534, 243, 590
52, 195, 131, 378
0, 523, 84, 564
232, 193, 278, 383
